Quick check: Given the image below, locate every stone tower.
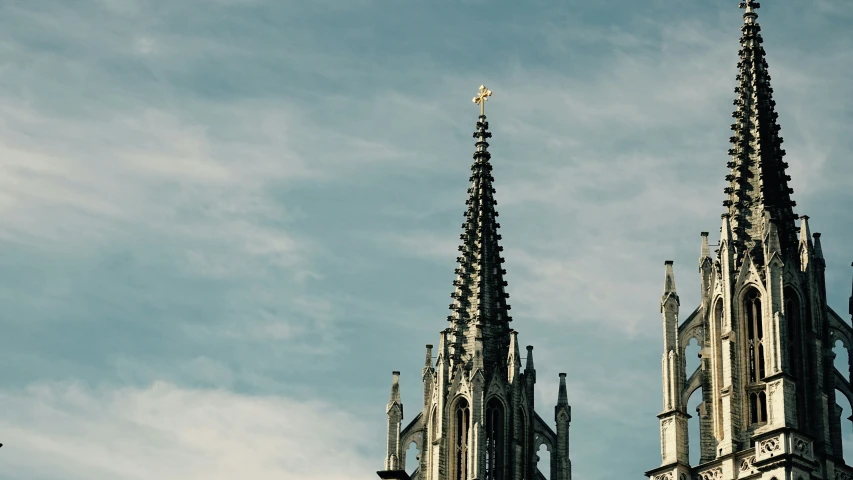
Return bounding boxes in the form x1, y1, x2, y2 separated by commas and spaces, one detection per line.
646, 3, 853, 480
378, 87, 572, 480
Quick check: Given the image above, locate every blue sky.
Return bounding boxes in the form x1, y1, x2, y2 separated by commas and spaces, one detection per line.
1, 0, 852, 479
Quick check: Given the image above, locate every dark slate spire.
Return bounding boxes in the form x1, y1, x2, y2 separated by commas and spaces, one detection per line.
724, 1, 797, 266
447, 86, 512, 375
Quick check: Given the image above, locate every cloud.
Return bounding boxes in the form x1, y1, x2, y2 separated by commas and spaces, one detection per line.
0, 381, 372, 480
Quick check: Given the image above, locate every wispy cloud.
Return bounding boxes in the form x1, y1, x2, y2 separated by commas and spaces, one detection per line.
0, 381, 372, 480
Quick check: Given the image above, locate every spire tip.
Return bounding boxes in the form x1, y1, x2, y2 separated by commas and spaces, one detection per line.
473, 85, 493, 116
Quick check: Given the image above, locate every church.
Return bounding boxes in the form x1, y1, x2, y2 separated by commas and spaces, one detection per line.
377, 2, 852, 480
377, 86, 571, 480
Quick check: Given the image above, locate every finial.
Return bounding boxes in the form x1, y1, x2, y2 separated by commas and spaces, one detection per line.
739, 1, 760, 13
663, 261, 677, 295
558, 373, 568, 406
389, 371, 401, 404
424, 344, 434, 369
813, 233, 824, 260
473, 85, 492, 116
525, 345, 535, 371
799, 215, 812, 244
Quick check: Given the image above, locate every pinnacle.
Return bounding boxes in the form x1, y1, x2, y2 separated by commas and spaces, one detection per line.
663, 261, 677, 295
558, 373, 569, 406
389, 371, 401, 405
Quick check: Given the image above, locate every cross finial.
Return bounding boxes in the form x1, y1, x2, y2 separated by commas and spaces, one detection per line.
739, 1, 759, 14
473, 85, 492, 116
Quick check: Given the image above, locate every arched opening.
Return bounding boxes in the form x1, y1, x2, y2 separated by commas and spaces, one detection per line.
685, 337, 701, 381
744, 288, 767, 425
747, 391, 768, 424
452, 398, 471, 480
485, 398, 505, 480
687, 387, 702, 466
837, 389, 853, 462
714, 300, 725, 440
745, 289, 765, 381
430, 406, 439, 442
536, 442, 551, 480
405, 440, 419, 476
786, 288, 807, 430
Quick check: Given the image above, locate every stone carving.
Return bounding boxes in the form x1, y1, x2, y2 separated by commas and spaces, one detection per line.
686, 327, 704, 344
740, 456, 755, 471
792, 435, 810, 455
654, 473, 673, 480
759, 436, 781, 454
836, 470, 853, 480
697, 467, 723, 480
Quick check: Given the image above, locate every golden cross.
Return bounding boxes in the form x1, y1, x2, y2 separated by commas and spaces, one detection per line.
472, 85, 492, 116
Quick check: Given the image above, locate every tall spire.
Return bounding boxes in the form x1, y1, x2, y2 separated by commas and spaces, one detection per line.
448, 85, 512, 375
724, 1, 797, 265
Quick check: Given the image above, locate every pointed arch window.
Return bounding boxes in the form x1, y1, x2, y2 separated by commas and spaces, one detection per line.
745, 288, 767, 424
785, 288, 807, 429
714, 300, 725, 439
746, 289, 765, 382
431, 406, 439, 442
453, 398, 470, 480
750, 391, 768, 423
485, 398, 505, 480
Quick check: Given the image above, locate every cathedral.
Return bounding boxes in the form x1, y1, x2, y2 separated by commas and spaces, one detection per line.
378, 2, 851, 480
377, 86, 571, 480
646, 2, 853, 480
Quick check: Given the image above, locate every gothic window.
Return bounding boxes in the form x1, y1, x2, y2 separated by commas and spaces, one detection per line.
453, 398, 470, 480
485, 399, 505, 480
749, 392, 768, 423
715, 300, 724, 329
745, 288, 767, 424
714, 300, 725, 440
745, 289, 765, 382
785, 288, 807, 429
431, 406, 439, 442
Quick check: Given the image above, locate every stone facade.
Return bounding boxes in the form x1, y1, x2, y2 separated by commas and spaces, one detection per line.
378, 111, 571, 480
648, 3, 853, 480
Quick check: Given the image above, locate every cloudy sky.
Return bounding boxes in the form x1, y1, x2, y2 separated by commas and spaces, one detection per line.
1, 0, 852, 479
